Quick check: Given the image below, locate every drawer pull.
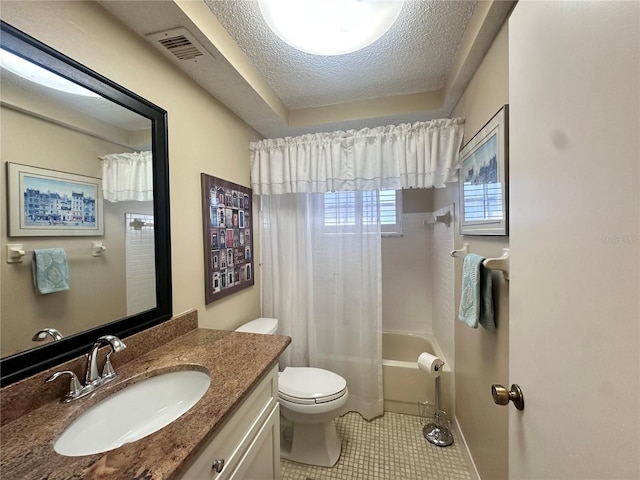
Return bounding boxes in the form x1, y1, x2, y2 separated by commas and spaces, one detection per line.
212, 459, 225, 473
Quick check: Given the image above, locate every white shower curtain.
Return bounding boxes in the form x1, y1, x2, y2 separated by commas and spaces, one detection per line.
261, 193, 383, 420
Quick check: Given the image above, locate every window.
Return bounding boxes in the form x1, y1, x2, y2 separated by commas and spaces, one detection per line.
323, 189, 402, 235
462, 183, 503, 221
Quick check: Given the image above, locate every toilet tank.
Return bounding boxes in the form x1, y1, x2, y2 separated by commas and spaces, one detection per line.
235, 317, 278, 335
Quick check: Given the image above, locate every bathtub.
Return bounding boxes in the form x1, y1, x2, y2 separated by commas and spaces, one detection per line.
382, 332, 451, 416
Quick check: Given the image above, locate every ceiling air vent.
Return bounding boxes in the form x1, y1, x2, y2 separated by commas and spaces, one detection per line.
146, 27, 211, 63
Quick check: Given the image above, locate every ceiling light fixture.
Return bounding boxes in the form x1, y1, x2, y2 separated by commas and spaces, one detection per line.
0, 48, 99, 97
258, 0, 405, 56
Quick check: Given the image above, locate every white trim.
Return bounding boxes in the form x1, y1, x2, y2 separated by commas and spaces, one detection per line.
453, 416, 481, 480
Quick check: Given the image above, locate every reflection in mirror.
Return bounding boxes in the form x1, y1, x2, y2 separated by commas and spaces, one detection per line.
0, 21, 172, 386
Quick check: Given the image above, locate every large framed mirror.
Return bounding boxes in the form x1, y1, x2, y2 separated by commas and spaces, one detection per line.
0, 21, 172, 386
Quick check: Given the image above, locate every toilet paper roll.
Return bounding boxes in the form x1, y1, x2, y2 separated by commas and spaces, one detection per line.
417, 352, 445, 378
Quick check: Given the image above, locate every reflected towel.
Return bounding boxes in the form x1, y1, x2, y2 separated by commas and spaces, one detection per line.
458, 254, 495, 330
32, 248, 70, 294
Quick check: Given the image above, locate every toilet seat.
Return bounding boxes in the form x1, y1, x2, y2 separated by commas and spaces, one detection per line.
279, 367, 347, 405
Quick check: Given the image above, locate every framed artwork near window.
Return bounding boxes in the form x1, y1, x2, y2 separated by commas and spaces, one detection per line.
6, 162, 103, 237
201, 173, 254, 304
458, 105, 509, 236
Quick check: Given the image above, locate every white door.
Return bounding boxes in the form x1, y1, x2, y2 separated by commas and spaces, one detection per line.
508, 2, 639, 478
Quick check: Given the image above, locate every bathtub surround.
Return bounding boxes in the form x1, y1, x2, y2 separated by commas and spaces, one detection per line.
382, 213, 433, 335
381, 203, 455, 366
428, 204, 456, 370
382, 332, 451, 416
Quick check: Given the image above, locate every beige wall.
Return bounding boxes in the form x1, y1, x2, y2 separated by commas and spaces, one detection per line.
0, 106, 135, 355
433, 23, 510, 480
0, 2, 262, 340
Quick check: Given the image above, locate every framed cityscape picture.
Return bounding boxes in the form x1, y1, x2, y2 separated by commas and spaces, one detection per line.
201, 173, 254, 304
458, 105, 509, 236
6, 162, 104, 237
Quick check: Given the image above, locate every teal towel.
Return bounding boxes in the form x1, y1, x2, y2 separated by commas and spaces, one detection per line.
32, 248, 70, 294
458, 253, 495, 330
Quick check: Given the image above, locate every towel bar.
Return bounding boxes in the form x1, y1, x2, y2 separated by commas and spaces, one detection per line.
449, 244, 510, 280
449, 243, 469, 257
483, 248, 510, 280
6, 242, 106, 264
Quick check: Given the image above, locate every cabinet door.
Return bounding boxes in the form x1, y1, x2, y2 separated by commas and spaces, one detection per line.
230, 404, 280, 480
176, 366, 279, 480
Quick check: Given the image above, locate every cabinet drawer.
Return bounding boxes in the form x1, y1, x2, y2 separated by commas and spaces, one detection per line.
177, 365, 278, 480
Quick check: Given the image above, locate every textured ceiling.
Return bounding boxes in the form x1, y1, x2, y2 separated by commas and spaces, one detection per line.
204, 0, 476, 110
98, 0, 514, 138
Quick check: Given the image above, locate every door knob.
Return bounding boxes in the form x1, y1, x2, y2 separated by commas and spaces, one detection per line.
212, 459, 225, 473
491, 383, 524, 410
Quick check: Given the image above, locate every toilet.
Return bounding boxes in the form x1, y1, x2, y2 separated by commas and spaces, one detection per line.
235, 318, 349, 467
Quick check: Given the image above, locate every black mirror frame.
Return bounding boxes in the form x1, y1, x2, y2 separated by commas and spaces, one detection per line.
0, 21, 172, 387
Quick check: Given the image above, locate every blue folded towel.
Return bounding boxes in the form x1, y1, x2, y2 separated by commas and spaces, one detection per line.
32, 248, 70, 294
458, 253, 495, 330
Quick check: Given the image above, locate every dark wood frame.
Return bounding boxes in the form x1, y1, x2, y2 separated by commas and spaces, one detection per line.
201, 173, 254, 304
0, 21, 172, 386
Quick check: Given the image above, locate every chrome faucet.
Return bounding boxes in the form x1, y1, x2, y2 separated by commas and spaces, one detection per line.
85, 335, 127, 386
32, 328, 63, 342
46, 334, 126, 402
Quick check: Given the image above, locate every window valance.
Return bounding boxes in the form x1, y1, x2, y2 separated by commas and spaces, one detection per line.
100, 151, 153, 202
250, 118, 465, 195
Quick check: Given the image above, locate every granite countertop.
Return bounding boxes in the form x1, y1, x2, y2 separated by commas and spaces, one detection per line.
0, 328, 290, 480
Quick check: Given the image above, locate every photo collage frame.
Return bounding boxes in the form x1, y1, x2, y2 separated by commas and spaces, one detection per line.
201, 173, 254, 304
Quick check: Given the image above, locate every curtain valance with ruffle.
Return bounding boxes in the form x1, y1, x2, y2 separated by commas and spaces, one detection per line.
100, 151, 153, 202
250, 118, 465, 195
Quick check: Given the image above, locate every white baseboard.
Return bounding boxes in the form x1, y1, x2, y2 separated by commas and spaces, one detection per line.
453, 416, 481, 480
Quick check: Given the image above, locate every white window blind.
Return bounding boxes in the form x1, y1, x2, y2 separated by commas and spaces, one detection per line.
462, 183, 504, 221
323, 190, 402, 234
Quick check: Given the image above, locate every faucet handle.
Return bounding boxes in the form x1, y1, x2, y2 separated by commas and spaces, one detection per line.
46, 370, 83, 402
99, 335, 126, 380
101, 352, 117, 380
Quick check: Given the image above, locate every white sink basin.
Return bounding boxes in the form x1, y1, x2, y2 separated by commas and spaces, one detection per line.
54, 369, 211, 456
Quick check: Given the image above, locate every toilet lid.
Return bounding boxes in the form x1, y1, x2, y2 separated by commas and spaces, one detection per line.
235, 317, 278, 334
279, 367, 347, 405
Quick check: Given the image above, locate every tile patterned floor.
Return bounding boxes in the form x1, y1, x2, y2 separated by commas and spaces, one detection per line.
281, 412, 473, 480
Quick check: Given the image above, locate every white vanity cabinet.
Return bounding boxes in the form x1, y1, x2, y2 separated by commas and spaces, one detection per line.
177, 365, 280, 480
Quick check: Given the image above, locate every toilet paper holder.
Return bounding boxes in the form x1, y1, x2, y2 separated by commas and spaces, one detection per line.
420, 371, 454, 447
